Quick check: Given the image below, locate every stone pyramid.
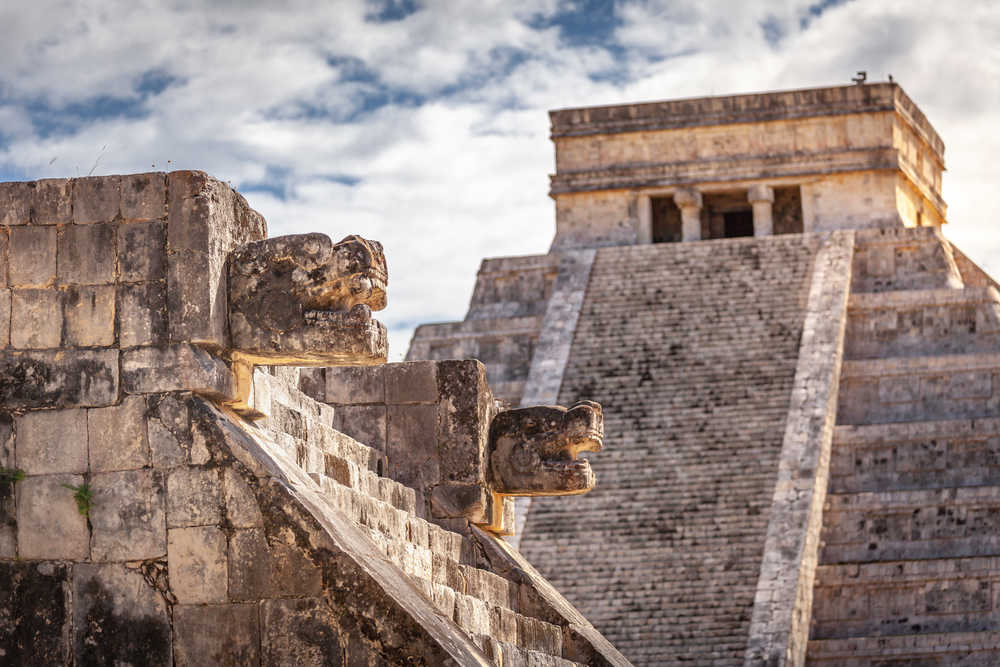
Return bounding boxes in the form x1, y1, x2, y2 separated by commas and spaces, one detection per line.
408, 83, 1000, 665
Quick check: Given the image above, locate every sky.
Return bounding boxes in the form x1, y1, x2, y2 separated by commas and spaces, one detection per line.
1, 0, 997, 359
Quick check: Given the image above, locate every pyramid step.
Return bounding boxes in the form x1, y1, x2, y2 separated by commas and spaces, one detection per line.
838, 354, 1000, 425
811, 556, 1000, 640
846, 287, 1000, 359
830, 418, 1000, 494
852, 227, 964, 294
807, 630, 1000, 665
820, 486, 1000, 563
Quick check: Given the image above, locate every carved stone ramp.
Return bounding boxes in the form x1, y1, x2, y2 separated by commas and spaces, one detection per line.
806, 228, 1000, 665
240, 366, 626, 666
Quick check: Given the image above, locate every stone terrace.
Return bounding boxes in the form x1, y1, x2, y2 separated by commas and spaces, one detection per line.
518, 235, 820, 665
807, 228, 1000, 665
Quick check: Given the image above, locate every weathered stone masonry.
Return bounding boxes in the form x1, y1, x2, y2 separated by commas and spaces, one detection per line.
0, 172, 630, 666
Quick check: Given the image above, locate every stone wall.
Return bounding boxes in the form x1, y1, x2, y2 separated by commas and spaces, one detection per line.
0, 172, 630, 666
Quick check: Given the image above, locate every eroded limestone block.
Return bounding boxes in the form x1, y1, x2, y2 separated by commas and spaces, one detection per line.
228, 233, 388, 365
0, 349, 119, 408
72, 563, 172, 665
174, 604, 259, 666
0, 561, 71, 664
488, 401, 603, 496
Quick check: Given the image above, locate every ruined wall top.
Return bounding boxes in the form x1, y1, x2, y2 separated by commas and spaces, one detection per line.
549, 82, 943, 160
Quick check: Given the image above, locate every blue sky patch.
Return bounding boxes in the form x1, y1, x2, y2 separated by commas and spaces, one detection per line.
26, 95, 147, 139
801, 0, 852, 29
528, 0, 621, 49
240, 165, 293, 201
760, 15, 785, 46
365, 0, 420, 23
135, 68, 180, 97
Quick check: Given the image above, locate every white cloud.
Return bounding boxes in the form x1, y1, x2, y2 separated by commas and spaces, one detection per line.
1, 0, 999, 360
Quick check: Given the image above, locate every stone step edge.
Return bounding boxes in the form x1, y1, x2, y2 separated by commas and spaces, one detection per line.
314, 485, 567, 661
826, 484, 1000, 510
815, 555, 1000, 584
807, 630, 1000, 657
411, 315, 544, 336
848, 285, 996, 309
854, 226, 945, 242
834, 416, 1000, 444
841, 352, 1000, 378
314, 473, 522, 615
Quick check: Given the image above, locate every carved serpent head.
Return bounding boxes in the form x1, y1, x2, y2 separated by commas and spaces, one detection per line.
228, 233, 387, 365
488, 400, 603, 496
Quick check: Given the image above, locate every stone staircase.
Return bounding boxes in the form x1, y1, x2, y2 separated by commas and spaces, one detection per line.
807, 227, 1000, 665
250, 368, 578, 666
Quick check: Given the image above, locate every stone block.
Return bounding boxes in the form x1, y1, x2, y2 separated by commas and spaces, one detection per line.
168, 526, 228, 603
9, 225, 56, 286
0, 428, 14, 553
517, 616, 562, 655
223, 467, 263, 527
0, 348, 119, 408
121, 172, 166, 221
166, 172, 265, 349
58, 222, 116, 284
229, 527, 324, 600
491, 605, 519, 644
90, 469, 166, 561
335, 404, 387, 451
387, 404, 439, 490
118, 220, 165, 281
261, 597, 342, 666
432, 582, 457, 617
148, 393, 191, 467
174, 604, 259, 666
88, 395, 149, 472
878, 376, 918, 404
122, 344, 234, 399
117, 281, 167, 347
33, 178, 72, 224
0, 289, 8, 349
0, 228, 8, 288
10, 288, 62, 348
167, 248, 228, 346
0, 349, 119, 408
15, 408, 88, 474
455, 593, 491, 636
167, 466, 221, 527
436, 360, 492, 483
0, 181, 32, 225
63, 285, 115, 347
431, 482, 489, 522
0, 562, 71, 664
17, 473, 90, 559
385, 361, 438, 404
297, 367, 325, 402
326, 364, 384, 404
73, 563, 171, 665
73, 175, 121, 224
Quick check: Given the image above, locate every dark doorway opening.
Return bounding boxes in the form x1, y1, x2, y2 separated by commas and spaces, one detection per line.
723, 210, 754, 238
651, 196, 682, 243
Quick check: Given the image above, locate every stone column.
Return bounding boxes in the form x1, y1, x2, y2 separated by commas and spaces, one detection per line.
636, 194, 652, 244
748, 184, 775, 237
674, 188, 703, 242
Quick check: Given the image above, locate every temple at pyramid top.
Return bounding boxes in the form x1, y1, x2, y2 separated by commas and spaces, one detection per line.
546, 81, 945, 250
